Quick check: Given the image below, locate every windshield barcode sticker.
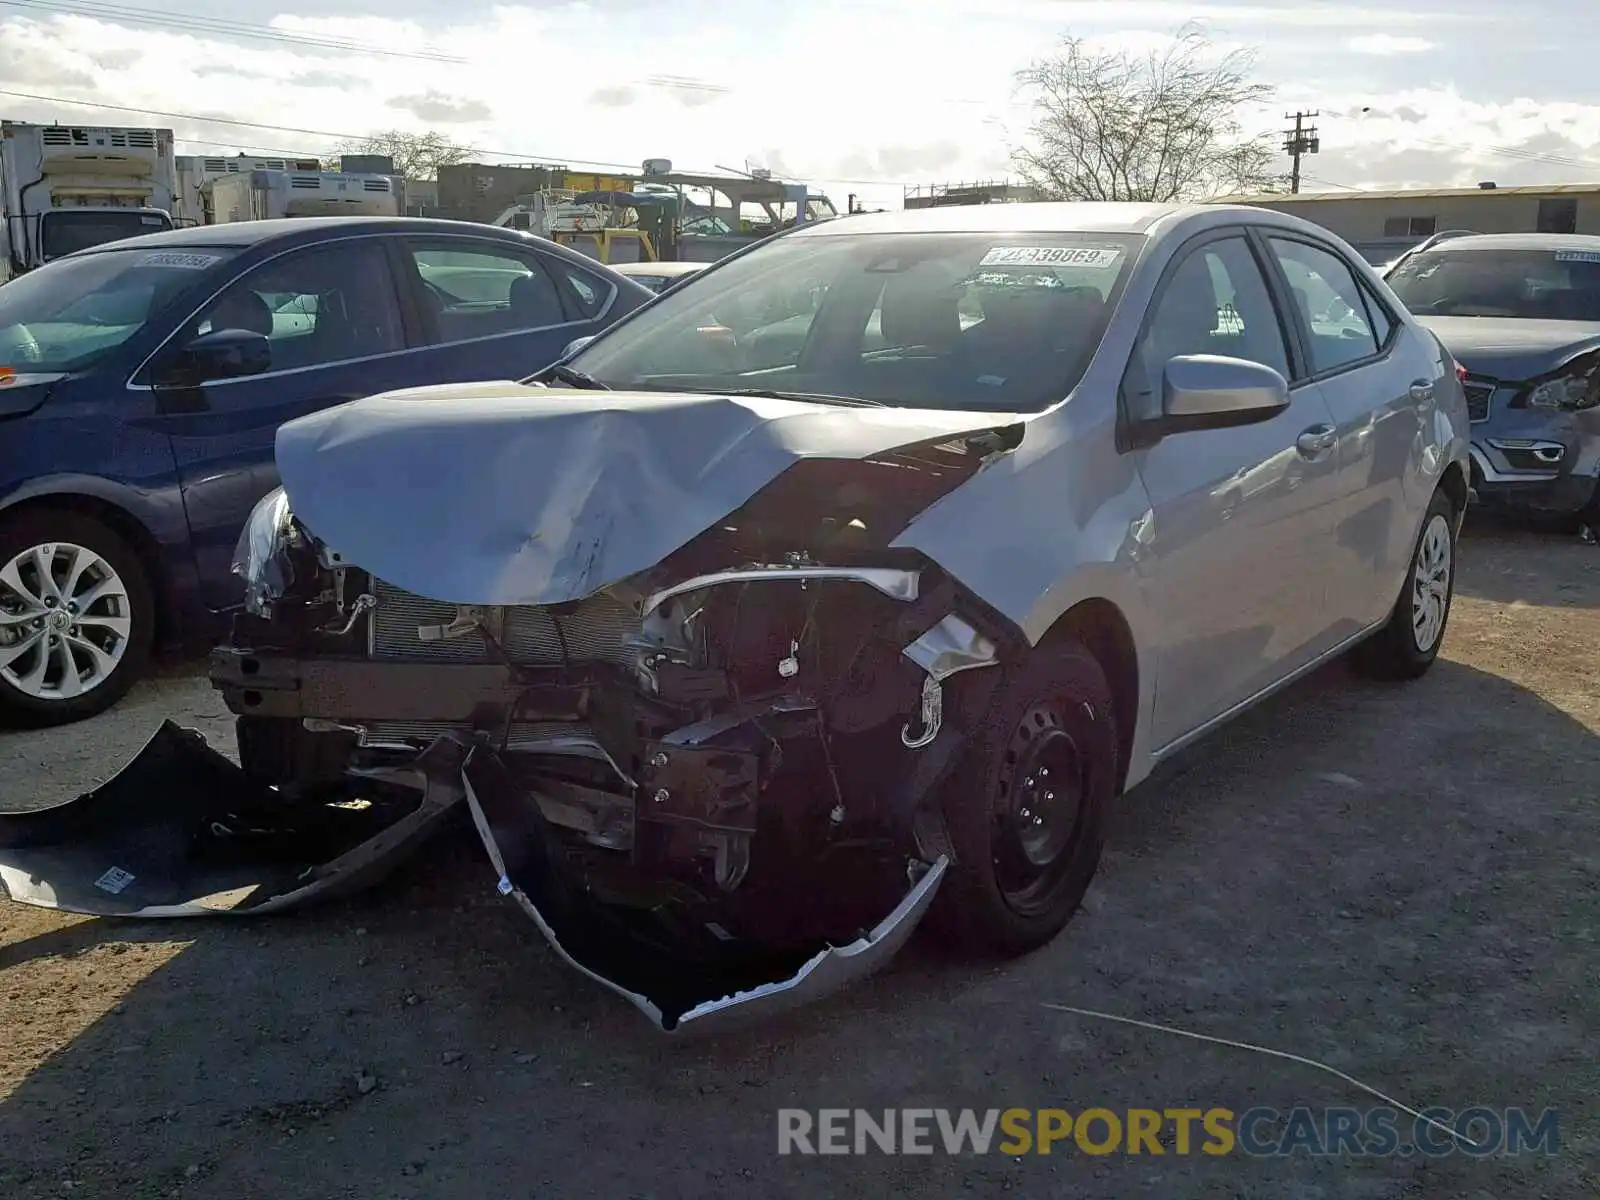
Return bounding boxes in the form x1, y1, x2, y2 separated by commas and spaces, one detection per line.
979, 246, 1122, 268
1554, 250, 1600, 263
138, 251, 223, 269
94, 866, 136, 894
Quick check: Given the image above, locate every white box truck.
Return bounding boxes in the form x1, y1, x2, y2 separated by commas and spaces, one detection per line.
204, 169, 399, 223
0, 121, 177, 282
173, 153, 324, 226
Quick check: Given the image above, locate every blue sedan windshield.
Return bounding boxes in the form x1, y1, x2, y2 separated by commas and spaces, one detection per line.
0, 246, 238, 373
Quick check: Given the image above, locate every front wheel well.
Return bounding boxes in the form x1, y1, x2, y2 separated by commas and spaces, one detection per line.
1039, 598, 1138, 794
0, 493, 171, 642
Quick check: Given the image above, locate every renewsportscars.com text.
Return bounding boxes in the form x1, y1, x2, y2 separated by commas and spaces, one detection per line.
776, 1107, 1560, 1158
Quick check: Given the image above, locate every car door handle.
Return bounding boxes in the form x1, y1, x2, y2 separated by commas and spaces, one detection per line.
1296, 424, 1338, 457
1409, 378, 1434, 401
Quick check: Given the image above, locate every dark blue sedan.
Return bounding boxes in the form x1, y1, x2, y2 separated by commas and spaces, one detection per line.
0, 216, 654, 726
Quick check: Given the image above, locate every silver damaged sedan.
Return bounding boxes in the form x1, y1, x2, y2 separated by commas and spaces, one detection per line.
0, 202, 1473, 1032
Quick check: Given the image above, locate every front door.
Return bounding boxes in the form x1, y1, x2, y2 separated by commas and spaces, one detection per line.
143, 235, 418, 610
1129, 231, 1344, 748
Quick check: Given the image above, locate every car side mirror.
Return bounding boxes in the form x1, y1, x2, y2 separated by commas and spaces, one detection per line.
153, 328, 271, 388
1159, 354, 1290, 433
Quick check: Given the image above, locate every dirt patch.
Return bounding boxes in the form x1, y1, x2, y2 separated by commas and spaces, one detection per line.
1, 521, 1596, 1199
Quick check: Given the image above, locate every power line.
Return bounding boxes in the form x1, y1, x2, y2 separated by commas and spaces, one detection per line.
0, 0, 465, 62
0, 86, 930, 189
0, 87, 644, 171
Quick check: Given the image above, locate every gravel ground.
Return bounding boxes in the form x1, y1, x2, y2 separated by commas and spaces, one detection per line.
1, 518, 1596, 1200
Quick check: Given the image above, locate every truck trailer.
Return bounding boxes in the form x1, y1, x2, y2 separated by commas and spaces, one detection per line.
204, 169, 399, 223
0, 121, 177, 282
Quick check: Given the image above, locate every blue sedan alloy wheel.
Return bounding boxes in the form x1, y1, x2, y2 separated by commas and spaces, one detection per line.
0, 510, 154, 726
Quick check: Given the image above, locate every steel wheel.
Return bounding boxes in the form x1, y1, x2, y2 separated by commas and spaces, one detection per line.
0, 540, 133, 701
1410, 513, 1452, 653
989, 701, 1089, 919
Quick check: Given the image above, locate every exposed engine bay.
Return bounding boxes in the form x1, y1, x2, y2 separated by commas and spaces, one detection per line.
0, 402, 1037, 1033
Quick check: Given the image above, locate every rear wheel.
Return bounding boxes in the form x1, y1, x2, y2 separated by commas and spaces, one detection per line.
0, 509, 153, 726
1350, 488, 1457, 681
930, 640, 1118, 956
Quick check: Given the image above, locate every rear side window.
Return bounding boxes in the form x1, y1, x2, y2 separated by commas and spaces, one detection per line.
557, 261, 615, 319
1268, 238, 1381, 373
1357, 278, 1396, 349
404, 241, 570, 341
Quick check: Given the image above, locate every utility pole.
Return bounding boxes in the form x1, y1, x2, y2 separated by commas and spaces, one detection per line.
1283, 110, 1320, 194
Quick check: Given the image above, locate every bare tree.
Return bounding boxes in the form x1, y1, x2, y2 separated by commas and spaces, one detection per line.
1012, 25, 1284, 202
327, 130, 472, 179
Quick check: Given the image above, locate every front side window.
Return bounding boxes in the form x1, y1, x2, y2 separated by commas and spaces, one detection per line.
1136, 235, 1290, 386
407, 242, 571, 340
566, 231, 1141, 412
189, 238, 403, 372
0, 245, 239, 373
1387, 247, 1600, 321
1269, 237, 1381, 372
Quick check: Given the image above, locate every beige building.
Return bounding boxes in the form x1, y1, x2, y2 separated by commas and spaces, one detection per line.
1210, 182, 1600, 264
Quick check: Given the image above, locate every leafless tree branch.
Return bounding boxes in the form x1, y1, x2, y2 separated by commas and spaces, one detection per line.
324, 130, 472, 180
1011, 24, 1285, 202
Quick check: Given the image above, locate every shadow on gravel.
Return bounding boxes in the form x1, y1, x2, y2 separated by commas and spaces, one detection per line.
1455, 510, 1598, 608
0, 656, 1595, 1200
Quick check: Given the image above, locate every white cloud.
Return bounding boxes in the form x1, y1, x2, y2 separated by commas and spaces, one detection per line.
0, 2, 1582, 211
1348, 34, 1437, 55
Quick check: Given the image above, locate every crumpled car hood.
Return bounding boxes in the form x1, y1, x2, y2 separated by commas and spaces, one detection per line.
1416, 316, 1600, 381
275, 381, 1028, 606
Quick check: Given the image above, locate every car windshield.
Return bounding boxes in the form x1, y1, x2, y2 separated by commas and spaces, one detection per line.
41, 210, 173, 260
1386, 247, 1600, 321
0, 246, 237, 373
567, 230, 1142, 411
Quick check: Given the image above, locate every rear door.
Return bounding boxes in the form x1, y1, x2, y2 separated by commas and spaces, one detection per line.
1127, 229, 1344, 748
137, 234, 420, 610
1260, 233, 1436, 636
388, 234, 629, 381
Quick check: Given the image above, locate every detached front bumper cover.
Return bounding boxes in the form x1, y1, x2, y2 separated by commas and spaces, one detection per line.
0, 722, 946, 1034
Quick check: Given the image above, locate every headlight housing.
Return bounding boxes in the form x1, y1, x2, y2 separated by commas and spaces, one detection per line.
232, 487, 294, 614
1524, 360, 1600, 411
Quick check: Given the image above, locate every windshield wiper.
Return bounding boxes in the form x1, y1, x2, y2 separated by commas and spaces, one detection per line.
718, 388, 888, 408
526, 364, 610, 390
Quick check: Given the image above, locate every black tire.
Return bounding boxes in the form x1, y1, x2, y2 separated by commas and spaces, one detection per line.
929, 639, 1118, 956
1350, 488, 1458, 681
0, 508, 154, 727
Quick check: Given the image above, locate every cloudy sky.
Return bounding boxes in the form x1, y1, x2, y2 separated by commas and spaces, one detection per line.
3, 0, 1599, 210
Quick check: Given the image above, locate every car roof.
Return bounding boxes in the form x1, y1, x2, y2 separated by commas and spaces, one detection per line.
1408, 232, 1600, 253
796, 202, 1199, 238
66, 216, 555, 255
